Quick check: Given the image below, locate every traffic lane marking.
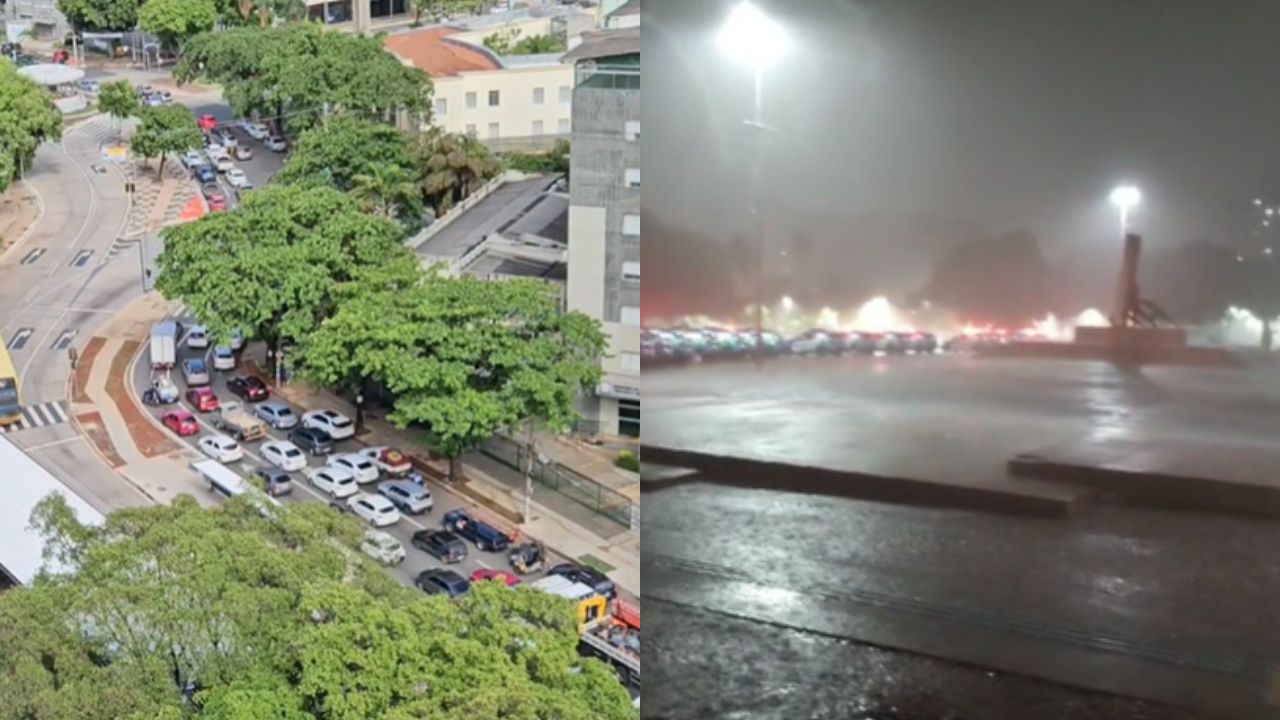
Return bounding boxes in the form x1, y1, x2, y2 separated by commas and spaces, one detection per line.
20, 248, 45, 265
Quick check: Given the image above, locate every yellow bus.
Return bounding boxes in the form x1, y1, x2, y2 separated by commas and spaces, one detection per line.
0, 344, 20, 425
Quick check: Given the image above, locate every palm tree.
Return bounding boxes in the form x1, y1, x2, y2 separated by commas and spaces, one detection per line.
351, 161, 421, 220
413, 128, 501, 217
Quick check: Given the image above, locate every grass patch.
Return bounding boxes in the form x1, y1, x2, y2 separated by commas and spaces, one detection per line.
577, 554, 615, 574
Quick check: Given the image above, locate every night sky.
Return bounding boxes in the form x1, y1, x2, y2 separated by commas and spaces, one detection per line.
643, 0, 1280, 314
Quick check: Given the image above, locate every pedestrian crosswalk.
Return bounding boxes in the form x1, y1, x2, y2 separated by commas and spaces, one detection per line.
1, 401, 71, 433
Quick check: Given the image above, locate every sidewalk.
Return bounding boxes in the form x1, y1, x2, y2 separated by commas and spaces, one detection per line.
0, 180, 41, 261
255, 359, 640, 595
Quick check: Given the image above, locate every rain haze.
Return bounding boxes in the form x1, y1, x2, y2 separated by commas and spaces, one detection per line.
643, 0, 1280, 325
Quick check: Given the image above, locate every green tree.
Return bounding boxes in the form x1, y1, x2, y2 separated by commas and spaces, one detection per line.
138, 0, 217, 54
482, 27, 520, 54
413, 127, 502, 217
175, 24, 431, 135
275, 116, 416, 192
502, 138, 570, 175
130, 103, 203, 178
0, 493, 635, 719
410, 0, 469, 25
155, 184, 418, 364
351, 161, 423, 222
57, 0, 139, 30
0, 60, 63, 194
296, 275, 605, 481
96, 79, 140, 140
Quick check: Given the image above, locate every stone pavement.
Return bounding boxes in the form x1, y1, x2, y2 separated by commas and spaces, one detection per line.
0, 180, 41, 261
255, 363, 640, 595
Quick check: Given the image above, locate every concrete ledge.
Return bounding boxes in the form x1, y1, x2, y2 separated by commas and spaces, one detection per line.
979, 341, 1242, 368
641, 445, 1086, 517
639, 463, 701, 492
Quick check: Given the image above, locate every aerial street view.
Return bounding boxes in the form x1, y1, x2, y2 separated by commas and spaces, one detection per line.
644, 0, 1280, 718
0, 0, 640, 717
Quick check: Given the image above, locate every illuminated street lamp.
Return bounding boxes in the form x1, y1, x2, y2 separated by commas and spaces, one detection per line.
717, 1, 790, 363
1109, 185, 1141, 236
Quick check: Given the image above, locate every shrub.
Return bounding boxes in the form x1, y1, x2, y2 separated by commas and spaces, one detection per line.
615, 449, 639, 472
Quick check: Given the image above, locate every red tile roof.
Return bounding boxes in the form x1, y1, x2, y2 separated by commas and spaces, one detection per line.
383, 27, 502, 77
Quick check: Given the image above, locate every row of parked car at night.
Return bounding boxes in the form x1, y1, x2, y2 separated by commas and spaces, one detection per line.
641, 326, 1027, 365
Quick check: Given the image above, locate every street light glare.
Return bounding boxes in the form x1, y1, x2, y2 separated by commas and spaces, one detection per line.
716, 1, 790, 71
1109, 185, 1141, 209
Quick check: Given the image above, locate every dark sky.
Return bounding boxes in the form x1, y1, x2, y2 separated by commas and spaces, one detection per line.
644, 0, 1280, 274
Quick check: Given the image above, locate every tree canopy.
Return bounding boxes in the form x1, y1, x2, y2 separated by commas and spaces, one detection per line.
275, 116, 417, 192
57, 0, 139, 31
483, 28, 566, 56
0, 59, 63, 194
0, 493, 636, 719
139, 0, 218, 53
295, 275, 606, 480
155, 184, 418, 355
175, 24, 431, 135
413, 127, 502, 217
131, 104, 205, 178
96, 78, 140, 131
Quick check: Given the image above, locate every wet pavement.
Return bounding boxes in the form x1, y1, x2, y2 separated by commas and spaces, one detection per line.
642, 481, 1280, 717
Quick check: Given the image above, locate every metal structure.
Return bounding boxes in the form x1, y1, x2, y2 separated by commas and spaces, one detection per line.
1109, 233, 1176, 329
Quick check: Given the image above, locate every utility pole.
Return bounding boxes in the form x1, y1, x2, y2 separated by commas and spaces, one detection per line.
522, 421, 537, 523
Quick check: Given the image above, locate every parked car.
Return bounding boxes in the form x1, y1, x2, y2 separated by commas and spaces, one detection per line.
288, 426, 334, 456
182, 357, 210, 386
232, 145, 252, 161
216, 128, 237, 148
327, 453, 378, 484
198, 434, 242, 463
548, 562, 617, 600
254, 401, 298, 429
207, 193, 228, 213
377, 480, 432, 514
225, 167, 249, 188
261, 440, 307, 472
194, 165, 217, 184
346, 493, 401, 527
241, 120, 269, 140
470, 569, 520, 587
411, 529, 467, 563
302, 409, 355, 440
200, 182, 221, 201
142, 375, 180, 405
902, 331, 939, 354
229, 329, 245, 351
180, 150, 205, 171
305, 466, 358, 498
211, 346, 235, 371
213, 155, 234, 173
185, 325, 209, 348
197, 114, 217, 131
265, 136, 288, 152
162, 409, 199, 436
415, 569, 470, 598
358, 446, 413, 477
250, 466, 293, 496
78, 79, 101, 94
442, 509, 511, 552
360, 530, 405, 565
185, 387, 220, 413
226, 374, 268, 402
790, 330, 838, 355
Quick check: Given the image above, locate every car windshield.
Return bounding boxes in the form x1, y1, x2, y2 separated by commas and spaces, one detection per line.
336, 476, 354, 486
331, 417, 351, 427
283, 448, 301, 458
187, 360, 205, 371
277, 408, 294, 417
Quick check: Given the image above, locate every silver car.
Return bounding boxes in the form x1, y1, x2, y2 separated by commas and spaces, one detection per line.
181, 358, 209, 386
255, 401, 298, 429
377, 480, 433, 514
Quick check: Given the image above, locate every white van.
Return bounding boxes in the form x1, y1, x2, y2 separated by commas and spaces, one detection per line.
191, 460, 282, 516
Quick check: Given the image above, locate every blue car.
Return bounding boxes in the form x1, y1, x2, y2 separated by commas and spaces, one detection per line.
441, 509, 510, 552
193, 165, 216, 184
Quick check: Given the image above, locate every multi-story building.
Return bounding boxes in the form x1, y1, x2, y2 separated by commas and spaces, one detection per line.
563, 21, 640, 438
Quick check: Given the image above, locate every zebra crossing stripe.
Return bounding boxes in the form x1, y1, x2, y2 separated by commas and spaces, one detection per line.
1, 402, 71, 433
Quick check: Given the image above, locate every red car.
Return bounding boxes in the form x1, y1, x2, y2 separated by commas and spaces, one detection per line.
197, 114, 217, 131
207, 192, 227, 212
185, 387, 220, 413
52, 49, 69, 63
162, 410, 199, 436
469, 569, 521, 587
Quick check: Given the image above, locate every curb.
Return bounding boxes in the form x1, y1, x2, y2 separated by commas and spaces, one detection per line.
0, 179, 45, 264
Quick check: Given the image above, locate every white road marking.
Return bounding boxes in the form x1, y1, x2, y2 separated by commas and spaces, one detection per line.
22, 435, 85, 451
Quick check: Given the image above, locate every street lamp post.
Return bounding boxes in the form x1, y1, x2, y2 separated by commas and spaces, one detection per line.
717, 1, 789, 365
1109, 184, 1141, 237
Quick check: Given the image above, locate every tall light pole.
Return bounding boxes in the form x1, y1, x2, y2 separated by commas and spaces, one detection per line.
1109, 184, 1141, 237
716, 1, 789, 364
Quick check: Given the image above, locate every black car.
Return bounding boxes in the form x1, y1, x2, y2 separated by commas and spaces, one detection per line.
548, 563, 617, 600
411, 529, 467, 563
442, 509, 511, 552
415, 569, 470, 598
288, 426, 334, 456
227, 375, 269, 402
250, 467, 293, 497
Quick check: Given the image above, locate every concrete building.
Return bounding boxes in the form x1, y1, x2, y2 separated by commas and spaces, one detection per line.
4, 0, 70, 41
563, 23, 640, 438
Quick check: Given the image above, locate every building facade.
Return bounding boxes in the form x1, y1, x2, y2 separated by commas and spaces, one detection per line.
564, 25, 640, 438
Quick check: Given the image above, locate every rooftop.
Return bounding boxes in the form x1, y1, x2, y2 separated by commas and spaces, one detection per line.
382, 27, 502, 77
562, 25, 640, 63
412, 175, 568, 267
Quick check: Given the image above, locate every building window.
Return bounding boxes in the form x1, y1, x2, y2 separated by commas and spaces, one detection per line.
325, 0, 352, 22
532, 87, 544, 105
487, 122, 500, 139
465, 92, 477, 109
488, 90, 500, 107
622, 214, 639, 236
622, 261, 640, 281
465, 124, 477, 136
625, 120, 639, 142
619, 352, 640, 373
368, 0, 405, 18
532, 120, 543, 136
434, 98, 447, 116
620, 306, 640, 326
559, 85, 571, 104
624, 168, 639, 188
557, 118, 570, 134
618, 399, 639, 438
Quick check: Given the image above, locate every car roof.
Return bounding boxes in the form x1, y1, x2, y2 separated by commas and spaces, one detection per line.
185, 357, 205, 367
262, 401, 289, 410
382, 480, 425, 495
191, 387, 212, 395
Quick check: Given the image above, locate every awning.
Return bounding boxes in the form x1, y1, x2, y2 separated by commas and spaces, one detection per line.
18, 63, 85, 86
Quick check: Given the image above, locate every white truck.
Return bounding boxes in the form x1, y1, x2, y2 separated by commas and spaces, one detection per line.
150, 321, 179, 370
211, 401, 268, 443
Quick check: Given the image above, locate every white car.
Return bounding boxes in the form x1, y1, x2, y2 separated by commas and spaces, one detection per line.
327, 453, 379, 484
217, 129, 237, 148
204, 142, 225, 159
225, 168, 249, 188
230, 329, 245, 351
233, 145, 253, 161
242, 121, 269, 140
346, 492, 401, 527
214, 155, 235, 173
302, 409, 355, 440
198, 434, 243, 463
359, 446, 412, 476
360, 530, 405, 565
306, 466, 358, 498
265, 136, 287, 152
181, 150, 205, 170
261, 440, 307, 472
186, 325, 209, 349
211, 345, 236, 371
